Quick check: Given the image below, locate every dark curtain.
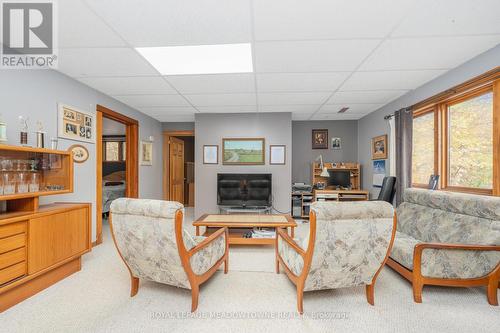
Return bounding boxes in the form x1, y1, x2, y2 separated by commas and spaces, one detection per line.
395, 107, 413, 206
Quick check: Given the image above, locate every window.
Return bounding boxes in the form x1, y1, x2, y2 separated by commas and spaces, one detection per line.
103, 137, 126, 162
411, 76, 499, 196
412, 110, 436, 185
447, 91, 493, 190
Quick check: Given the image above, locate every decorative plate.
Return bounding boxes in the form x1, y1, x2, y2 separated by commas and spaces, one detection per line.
68, 144, 89, 163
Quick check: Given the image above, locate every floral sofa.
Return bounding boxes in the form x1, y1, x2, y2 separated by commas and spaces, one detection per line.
388, 188, 500, 305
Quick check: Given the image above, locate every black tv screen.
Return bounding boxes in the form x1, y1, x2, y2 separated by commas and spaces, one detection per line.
217, 173, 272, 207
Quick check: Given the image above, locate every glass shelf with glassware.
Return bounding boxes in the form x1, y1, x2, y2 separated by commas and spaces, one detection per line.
0, 144, 73, 201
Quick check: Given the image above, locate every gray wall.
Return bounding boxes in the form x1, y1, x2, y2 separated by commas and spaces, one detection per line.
358, 44, 500, 198
0, 70, 164, 242
292, 120, 358, 184
194, 113, 292, 218
162, 122, 194, 131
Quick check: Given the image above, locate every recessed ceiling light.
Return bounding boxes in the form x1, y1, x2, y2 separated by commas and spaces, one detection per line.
136, 43, 254, 75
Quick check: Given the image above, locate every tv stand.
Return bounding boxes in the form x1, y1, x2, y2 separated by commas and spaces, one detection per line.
218, 206, 272, 214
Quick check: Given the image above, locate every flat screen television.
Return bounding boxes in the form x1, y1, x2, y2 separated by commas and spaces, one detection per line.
217, 173, 272, 207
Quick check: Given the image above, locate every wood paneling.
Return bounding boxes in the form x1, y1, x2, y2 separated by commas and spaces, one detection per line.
28, 207, 89, 274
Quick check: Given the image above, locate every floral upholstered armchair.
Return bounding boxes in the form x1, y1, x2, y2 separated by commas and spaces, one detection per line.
388, 188, 500, 305
276, 201, 396, 313
109, 198, 229, 312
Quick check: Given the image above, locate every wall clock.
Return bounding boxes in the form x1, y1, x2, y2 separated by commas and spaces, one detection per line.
68, 144, 89, 163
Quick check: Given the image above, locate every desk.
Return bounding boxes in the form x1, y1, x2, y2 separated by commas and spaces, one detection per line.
314, 189, 369, 202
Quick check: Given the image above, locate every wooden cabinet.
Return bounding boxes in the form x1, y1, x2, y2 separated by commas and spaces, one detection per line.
0, 144, 90, 312
29, 207, 90, 274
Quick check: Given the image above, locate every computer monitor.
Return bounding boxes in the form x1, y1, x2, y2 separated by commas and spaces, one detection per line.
327, 170, 351, 188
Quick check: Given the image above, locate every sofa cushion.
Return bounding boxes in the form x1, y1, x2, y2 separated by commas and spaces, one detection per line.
277, 236, 304, 276
190, 235, 226, 275
397, 189, 500, 245
390, 231, 420, 270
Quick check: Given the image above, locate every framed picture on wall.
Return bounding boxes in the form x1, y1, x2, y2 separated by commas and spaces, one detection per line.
140, 141, 153, 166
372, 134, 388, 159
222, 138, 265, 165
270, 145, 286, 165
203, 145, 218, 164
58, 103, 95, 143
331, 137, 342, 150
312, 129, 328, 149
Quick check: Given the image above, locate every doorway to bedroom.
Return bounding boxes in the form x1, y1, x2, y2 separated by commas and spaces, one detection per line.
95, 105, 139, 245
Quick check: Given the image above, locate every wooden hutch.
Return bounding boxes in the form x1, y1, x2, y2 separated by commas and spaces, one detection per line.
311, 162, 369, 201
0, 144, 91, 312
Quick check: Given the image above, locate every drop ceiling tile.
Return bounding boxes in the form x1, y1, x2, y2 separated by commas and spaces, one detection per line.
291, 113, 313, 120
259, 105, 319, 113
138, 106, 197, 115
112, 94, 190, 107
78, 76, 177, 95
311, 113, 365, 120
85, 0, 251, 47
184, 93, 256, 106
328, 90, 408, 104
361, 36, 500, 70
256, 72, 349, 92
167, 74, 255, 94
393, 0, 500, 37
318, 104, 384, 114
253, 0, 414, 40
59, 0, 126, 48
258, 92, 331, 105
58, 48, 157, 77
254, 40, 379, 73
197, 105, 257, 113
341, 70, 447, 91
153, 114, 196, 122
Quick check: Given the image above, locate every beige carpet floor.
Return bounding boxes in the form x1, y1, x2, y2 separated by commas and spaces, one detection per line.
2, 208, 499, 333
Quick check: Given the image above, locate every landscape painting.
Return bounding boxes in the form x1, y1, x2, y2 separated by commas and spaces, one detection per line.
222, 138, 265, 165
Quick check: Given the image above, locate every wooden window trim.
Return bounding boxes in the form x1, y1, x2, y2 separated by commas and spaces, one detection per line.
411, 107, 439, 188
412, 71, 499, 196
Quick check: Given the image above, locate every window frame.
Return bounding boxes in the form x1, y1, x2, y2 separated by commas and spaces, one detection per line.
411, 106, 439, 188
441, 85, 494, 196
412, 76, 500, 196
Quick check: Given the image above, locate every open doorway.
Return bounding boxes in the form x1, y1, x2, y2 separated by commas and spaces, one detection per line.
95, 105, 138, 245
163, 131, 195, 207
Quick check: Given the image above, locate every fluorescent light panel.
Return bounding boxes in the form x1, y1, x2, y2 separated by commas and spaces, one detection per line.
136, 43, 253, 75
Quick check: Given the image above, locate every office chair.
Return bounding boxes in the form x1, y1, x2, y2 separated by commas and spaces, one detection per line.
373, 176, 396, 203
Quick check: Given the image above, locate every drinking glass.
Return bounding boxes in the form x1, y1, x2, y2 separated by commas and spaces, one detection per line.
29, 173, 40, 192
17, 172, 29, 193
0, 158, 13, 171
3, 173, 16, 195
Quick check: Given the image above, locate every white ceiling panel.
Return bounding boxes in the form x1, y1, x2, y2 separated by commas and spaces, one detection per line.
58, 48, 158, 77
197, 105, 257, 113
256, 72, 349, 92
167, 74, 255, 94
85, 0, 252, 47
291, 113, 313, 120
59, 0, 126, 48
341, 70, 447, 91
254, 40, 379, 72
393, 0, 500, 37
311, 113, 365, 120
78, 76, 177, 95
318, 103, 384, 114
152, 114, 196, 122
258, 92, 330, 105
328, 90, 408, 104
184, 93, 256, 106
361, 36, 500, 71
138, 106, 197, 115
112, 94, 190, 107
259, 105, 319, 113
253, 0, 414, 40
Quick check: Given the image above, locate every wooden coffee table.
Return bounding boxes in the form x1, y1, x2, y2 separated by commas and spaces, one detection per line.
193, 214, 297, 245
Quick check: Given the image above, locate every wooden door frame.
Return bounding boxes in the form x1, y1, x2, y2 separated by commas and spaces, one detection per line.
95, 105, 139, 245
163, 130, 194, 200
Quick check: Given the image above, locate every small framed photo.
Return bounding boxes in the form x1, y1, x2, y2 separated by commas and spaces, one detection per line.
140, 141, 153, 166
331, 137, 342, 150
372, 134, 388, 160
203, 145, 218, 164
270, 145, 286, 165
312, 129, 328, 149
58, 103, 95, 144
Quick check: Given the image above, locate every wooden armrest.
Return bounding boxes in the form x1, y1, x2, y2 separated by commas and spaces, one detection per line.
277, 227, 305, 257
188, 227, 227, 257
413, 242, 500, 276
